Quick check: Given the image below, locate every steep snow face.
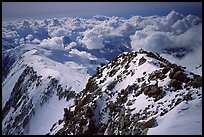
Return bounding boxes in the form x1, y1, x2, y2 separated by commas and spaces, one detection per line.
2, 44, 93, 135
49, 50, 202, 135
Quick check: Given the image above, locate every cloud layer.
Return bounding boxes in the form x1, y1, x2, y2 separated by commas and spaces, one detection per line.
2, 10, 202, 73
130, 10, 202, 53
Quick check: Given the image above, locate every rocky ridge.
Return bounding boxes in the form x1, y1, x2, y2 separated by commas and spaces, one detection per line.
48, 49, 202, 135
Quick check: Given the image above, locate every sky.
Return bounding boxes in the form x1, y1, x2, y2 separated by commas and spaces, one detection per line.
2, 2, 202, 20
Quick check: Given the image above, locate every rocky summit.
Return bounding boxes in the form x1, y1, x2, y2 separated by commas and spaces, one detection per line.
48, 49, 202, 135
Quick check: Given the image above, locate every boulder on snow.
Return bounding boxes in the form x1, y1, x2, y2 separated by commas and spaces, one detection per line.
183, 92, 193, 101
162, 67, 171, 74
169, 79, 182, 90
191, 76, 202, 88
143, 117, 158, 129
169, 65, 184, 79
172, 71, 187, 82
143, 85, 161, 96
138, 57, 146, 66
148, 70, 166, 81
107, 80, 118, 90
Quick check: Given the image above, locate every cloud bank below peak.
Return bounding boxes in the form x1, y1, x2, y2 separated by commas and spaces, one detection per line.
130, 10, 202, 53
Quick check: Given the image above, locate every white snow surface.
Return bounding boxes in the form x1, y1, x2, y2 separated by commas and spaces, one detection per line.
147, 99, 202, 135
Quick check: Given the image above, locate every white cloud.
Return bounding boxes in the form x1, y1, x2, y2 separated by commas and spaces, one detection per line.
165, 10, 184, 26
79, 16, 135, 50
40, 37, 64, 47
2, 10, 202, 72
69, 49, 97, 60
32, 39, 41, 44
65, 42, 77, 50
130, 11, 202, 54
19, 38, 25, 44
49, 27, 71, 37
26, 34, 34, 41
80, 30, 104, 50
2, 30, 18, 39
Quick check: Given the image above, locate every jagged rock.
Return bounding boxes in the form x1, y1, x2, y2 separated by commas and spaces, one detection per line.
75, 94, 92, 112
143, 85, 162, 97
149, 70, 166, 81
107, 80, 118, 90
143, 117, 158, 129
169, 66, 184, 79
82, 119, 98, 135
172, 71, 187, 82
169, 79, 182, 90
85, 106, 94, 118
183, 92, 193, 101
109, 101, 117, 112
84, 78, 98, 93
64, 108, 74, 123
138, 57, 146, 66
175, 98, 182, 106
149, 86, 161, 95
191, 76, 202, 88
162, 67, 171, 74
126, 100, 133, 106
109, 69, 118, 77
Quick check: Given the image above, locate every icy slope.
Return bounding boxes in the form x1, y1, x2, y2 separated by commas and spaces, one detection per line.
49, 49, 202, 135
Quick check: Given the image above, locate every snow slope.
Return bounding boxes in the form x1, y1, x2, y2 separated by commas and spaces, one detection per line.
147, 99, 202, 135
48, 50, 202, 135
2, 44, 92, 135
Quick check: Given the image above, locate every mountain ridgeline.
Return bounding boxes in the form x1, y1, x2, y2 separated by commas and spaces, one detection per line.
48, 49, 202, 135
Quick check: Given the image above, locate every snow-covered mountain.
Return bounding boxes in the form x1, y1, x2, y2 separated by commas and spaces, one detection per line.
2, 10, 202, 135
2, 45, 90, 134
48, 49, 202, 135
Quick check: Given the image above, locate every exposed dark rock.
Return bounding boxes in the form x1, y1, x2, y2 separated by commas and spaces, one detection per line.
109, 101, 117, 112
85, 106, 94, 118
175, 98, 182, 106
148, 70, 166, 81
183, 92, 193, 101
162, 67, 171, 74
138, 57, 146, 66
84, 78, 98, 93
169, 79, 182, 90
82, 119, 98, 135
191, 76, 202, 88
172, 71, 187, 82
109, 69, 118, 77
75, 94, 92, 112
143, 117, 158, 129
143, 85, 161, 96
107, 80, 118, 90
169, 65, 184, 79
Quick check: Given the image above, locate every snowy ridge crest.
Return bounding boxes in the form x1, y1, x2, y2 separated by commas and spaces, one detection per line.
48, 49, 202, 135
